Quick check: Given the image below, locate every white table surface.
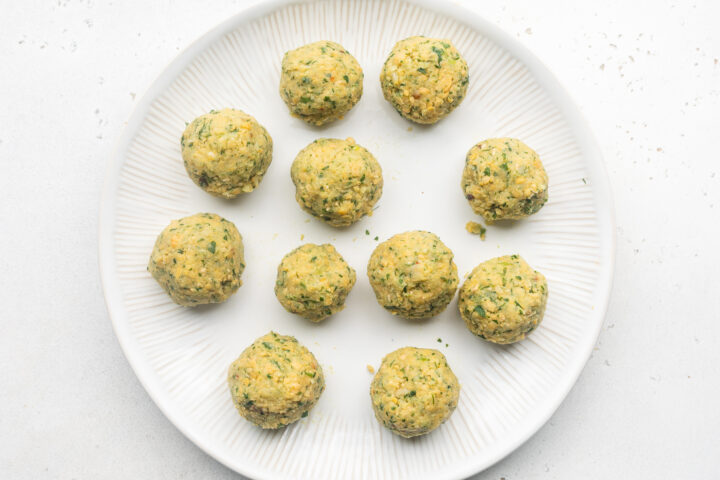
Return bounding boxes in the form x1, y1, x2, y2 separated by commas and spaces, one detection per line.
1, 0, 718, 478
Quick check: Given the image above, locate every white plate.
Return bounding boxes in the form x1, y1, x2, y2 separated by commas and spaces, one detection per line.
99, 0, 615, 478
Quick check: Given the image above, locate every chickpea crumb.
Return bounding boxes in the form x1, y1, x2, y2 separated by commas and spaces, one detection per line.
465, 221, 487, 240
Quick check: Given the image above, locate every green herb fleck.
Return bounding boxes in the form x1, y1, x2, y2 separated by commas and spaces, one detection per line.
207, 241, 216, 254
431, 46, 444, 67
474, 305, 486, 317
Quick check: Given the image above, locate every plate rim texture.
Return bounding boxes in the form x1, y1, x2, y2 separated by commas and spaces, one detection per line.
99, 0, 616, 478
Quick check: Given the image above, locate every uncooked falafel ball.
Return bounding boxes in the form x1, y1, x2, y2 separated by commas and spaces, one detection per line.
275, 243, 356, 322
370, 347, 460, 438
461, 138, 548, 222
291, 138, 383, 227
279, 41, 363, 126
458, 254, 548, 344
148, 213, 244, 306
228, 332, 325, 429
367, 231, 459, 319
181, 108, 273, 199
380, 36, 469, 124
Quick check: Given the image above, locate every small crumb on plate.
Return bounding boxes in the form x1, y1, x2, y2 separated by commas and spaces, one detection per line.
465, 221, 486, 240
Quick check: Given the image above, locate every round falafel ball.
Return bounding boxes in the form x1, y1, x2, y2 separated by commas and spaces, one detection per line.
367, 231, 459, 319
458, 254, 548, 344
228, 331, 325, 429
275, 243, 356, 322
461, 138, 548, 223
370, 347, 460, 438
291, 138, 383, 227
181, 108, 273, 199
279, 41, 363, 126
147, 213, 245, 306
380, 36, 469, 124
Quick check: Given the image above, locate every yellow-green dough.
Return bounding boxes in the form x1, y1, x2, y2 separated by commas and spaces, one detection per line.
291, 138, 383, 227
147, 213, 244, 307
181, 108, 272, 199
275, 243, 356, 322
370, 347, 460, 438
461, 138, 548, 222
380, 36, 469, 124
367, 231, 459, 319
279, 41, 363, 126
228, 332, 325, 429
458, 254, 548, 344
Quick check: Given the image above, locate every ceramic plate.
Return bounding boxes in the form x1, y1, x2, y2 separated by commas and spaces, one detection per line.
99, 0, 615, 478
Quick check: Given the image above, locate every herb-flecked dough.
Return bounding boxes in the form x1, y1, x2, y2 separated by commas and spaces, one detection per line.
228, 332, 325, 429
380, 36, 469, 124
275, 243, 356, 322
291, 137, 383, 227
367, 231, 459, 319
147, 213, 245, 307
461, 138, 548, 222
279, 41, 363, 126
458, 254, 548, 344
370, 347, 460, 438
181, 108, 272, 199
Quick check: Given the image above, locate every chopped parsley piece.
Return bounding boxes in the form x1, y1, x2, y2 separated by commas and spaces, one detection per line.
431, 45, 444, 67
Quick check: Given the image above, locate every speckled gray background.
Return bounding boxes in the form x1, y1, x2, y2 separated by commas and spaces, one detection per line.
1, 0, 718, 478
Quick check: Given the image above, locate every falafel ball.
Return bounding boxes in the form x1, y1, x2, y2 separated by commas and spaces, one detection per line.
291, 138, 383, 227
367, 231, 459, 319
275, 243, 356, 322
228, 332, 325, 429
380, 36, 469, 124
458, 254, 548, 344
461, 138, 548, 222
147, 213, 244, 306
279, 41, 363, 126
181, 108, 273, 199
370, 347, 460, 438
